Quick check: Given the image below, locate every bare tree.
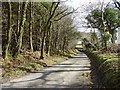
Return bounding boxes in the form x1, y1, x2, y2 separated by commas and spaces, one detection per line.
113, 0, 120, 10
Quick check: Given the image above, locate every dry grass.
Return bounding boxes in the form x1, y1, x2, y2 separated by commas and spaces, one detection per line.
1, 54, 68, 84
44, 56, 68, 66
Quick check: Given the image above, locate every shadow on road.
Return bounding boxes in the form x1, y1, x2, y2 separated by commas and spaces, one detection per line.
10, 68, 90, 84
2, 52, 104, 88
47, 65, 90, 68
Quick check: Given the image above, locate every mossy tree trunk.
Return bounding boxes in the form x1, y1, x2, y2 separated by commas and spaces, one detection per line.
62, 37, 66, 55
45, 22, 51, 56
4, 1, 12, 60
111, 31, 115, 44
29, 2, 33, 53
14, 0, 28, 57
40, 2, 59, 59
40, 26, 46, 59
104, 40, 107, 51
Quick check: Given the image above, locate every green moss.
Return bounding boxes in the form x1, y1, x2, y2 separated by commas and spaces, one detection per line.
85, 50, 119, 87
106, 58, 119, 62
2, 55, 68, 82
29, 63, 43, 71
3, 68, 25, 79
81, 73, 85, 76
44, 56, 67, 66
75, 45, 83, 49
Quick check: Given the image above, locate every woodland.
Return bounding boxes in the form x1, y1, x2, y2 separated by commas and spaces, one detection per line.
1, 0, 120, 88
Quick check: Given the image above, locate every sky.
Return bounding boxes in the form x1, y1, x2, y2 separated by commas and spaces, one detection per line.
63, 0, 114, 32
63, 0, 120, 43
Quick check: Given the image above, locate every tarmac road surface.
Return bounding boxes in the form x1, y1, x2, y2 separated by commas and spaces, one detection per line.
2, 52, 94, 88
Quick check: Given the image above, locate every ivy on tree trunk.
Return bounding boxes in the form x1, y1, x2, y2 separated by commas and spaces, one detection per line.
4, 1, 12, 60
14, 0, 29, 58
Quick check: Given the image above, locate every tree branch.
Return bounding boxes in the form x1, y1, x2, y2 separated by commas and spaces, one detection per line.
54, 8, 68, 18
54, 8, 78, 21
46, 2, 60, 25
113, 0, 120, 10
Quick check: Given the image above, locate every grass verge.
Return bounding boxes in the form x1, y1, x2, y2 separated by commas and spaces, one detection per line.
1, 55, 68, 84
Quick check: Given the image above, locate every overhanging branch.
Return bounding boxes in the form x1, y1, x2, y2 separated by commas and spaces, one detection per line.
54, 8, 78, 21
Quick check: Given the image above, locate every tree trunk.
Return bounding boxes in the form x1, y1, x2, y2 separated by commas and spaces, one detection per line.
29, 2, 33, 52
101, 33, 104, 50
40, 2, 59, 59
18, 0, 20, 35
111, 33, 115, 44
45, 22, 51, 56
14, 0, 28, 57
62, 37, 66, 55
40, 29, 46, 59
104, 40, 107, 51
4, 1, 12, 59
109, 30, 115, 44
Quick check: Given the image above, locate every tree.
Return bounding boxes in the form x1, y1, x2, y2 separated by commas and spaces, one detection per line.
113, 0, 120, 10
102, 32, 111, 50
104, 8, 120, 43
4, 1, 12, 59
2, 1, 80, 60
29, 2, 33, 53
37, 2, 76, 59
86, 7, 120, 49
86, 9, 107, 50
14, 0, 29, 57
39, 2, 60, 59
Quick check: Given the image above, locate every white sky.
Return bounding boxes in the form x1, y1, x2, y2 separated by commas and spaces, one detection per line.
63, 0, 120, 43
63, 0, 113, 32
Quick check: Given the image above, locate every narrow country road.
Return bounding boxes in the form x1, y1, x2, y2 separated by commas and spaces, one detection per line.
2, 52, 98, 88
